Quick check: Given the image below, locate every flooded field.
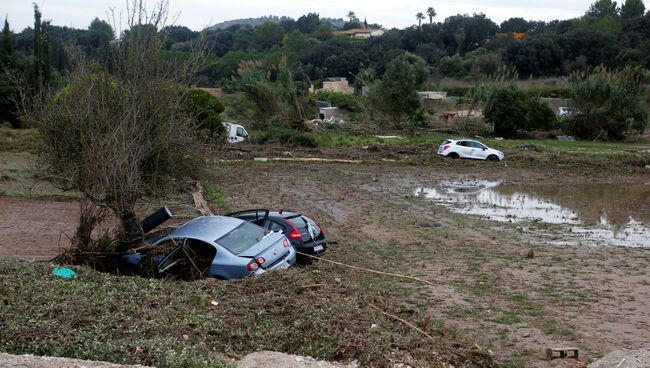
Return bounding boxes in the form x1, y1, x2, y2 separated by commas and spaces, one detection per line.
416, 180, 650, 248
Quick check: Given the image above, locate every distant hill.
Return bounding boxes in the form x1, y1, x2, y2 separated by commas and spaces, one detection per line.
207, 15, 347, 30
207, 16, 291, 30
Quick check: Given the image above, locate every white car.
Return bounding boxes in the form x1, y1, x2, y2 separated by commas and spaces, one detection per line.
223, 122, 249, 144
438, 139, 505, 161
558, 106, 578, 118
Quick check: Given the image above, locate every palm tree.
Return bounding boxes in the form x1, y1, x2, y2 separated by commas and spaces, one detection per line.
416, 12, 425, 27
347, 11, 357, 23
427, 7, 437, 24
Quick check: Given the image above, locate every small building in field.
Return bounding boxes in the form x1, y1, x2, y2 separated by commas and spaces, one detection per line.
319, 107, 341, 120
319, 78, 354, 95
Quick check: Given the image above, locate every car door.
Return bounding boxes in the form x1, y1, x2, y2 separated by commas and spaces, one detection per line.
456, 141, 475, 159
470, 141, 489, 160
234, 127, 248, 143
227, 209, 270, 228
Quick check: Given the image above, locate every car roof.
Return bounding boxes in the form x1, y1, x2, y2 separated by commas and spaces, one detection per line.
451, 139, 485, 143
269, 211, 301, 220
169, 216, 244, 244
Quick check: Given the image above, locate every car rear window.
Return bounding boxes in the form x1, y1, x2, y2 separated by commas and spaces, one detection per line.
216, 222, 267, 255
441, 140, 451, 145
288, 216, 308, 230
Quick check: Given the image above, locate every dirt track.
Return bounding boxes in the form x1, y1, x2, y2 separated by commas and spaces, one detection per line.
0, 198, 78, 260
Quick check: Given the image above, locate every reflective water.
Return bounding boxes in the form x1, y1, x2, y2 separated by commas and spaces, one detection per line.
416, 180, 650, 248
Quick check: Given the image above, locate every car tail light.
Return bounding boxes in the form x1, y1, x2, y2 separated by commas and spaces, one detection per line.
255, 257, 266, 265
317, 222, 325, 234
247, 261, 259, 271
283, 238, 291, 247
288, 223, 302, 239
443, 145, 450, 150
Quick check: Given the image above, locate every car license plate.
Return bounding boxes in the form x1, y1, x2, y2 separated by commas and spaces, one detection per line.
313, 245, 324, 252
278, 262, 290, 270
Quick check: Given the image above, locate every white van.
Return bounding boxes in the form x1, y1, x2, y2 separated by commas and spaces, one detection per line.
223, 122, 249, 143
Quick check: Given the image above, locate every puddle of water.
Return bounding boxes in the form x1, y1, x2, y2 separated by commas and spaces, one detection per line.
416, 180, 650, 248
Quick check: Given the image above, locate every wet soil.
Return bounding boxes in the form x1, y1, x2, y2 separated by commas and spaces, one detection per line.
1, 158, 649, 367
209, 161, 650, 367
0, 198, 79, 260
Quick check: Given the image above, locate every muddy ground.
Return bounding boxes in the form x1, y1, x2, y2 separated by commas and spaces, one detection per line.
0, 197, 78, 260
206, 161, 650, 367
1, 154, 649, 367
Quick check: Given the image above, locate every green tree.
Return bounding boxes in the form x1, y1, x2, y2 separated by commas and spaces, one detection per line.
283, 30, 317, 59
586, 0, 619, 18
0, 17, 18, 127
347, 11, 357, 23
1, 17, 13, 64
525, 99, 556, 131
500, 17, 530, 33
620, 0, 646, 18
33, 4, 42, 92
88, 17, 114, 56
296, 13, 320, 33
416, 12, 425, 27
484, 85, 528, 138
427, 7, 437, 24
184, 88, 225, 141
255, 21, 285, 49
567, 66, 647, 139
374, 52, 428, 126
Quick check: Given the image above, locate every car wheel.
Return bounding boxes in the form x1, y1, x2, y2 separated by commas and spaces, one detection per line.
448, 152, 460, 159
487, 155, 499, 162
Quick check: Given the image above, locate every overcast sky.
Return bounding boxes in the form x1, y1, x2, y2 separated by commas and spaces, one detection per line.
2, 0, 603, 32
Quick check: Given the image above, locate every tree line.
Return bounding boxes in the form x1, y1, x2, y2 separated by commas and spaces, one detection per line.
0, 0, 649, 136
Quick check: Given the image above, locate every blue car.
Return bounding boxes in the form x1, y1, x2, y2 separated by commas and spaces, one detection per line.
123, 216, 296, 280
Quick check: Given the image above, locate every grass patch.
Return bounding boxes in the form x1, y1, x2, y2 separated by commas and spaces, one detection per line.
493, 312, 524, 325
0, 259, 498, 368
0, 128, 40, 153
542, 319, 576, 339
203, 181, 230, 214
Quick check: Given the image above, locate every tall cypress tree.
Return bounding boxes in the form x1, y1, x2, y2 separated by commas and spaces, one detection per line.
41, 20, 50, 85
1, 17, 13, 65
33, 4, 42, 93
0, 16, 19, 127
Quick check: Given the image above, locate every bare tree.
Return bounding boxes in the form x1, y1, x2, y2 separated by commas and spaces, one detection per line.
21, 0, 207, 257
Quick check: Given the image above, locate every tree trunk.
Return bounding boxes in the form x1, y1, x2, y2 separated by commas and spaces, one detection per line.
117, 210, 143, 251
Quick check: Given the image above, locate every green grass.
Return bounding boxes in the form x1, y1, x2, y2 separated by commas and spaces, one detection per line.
493, 312, 524, 325
203, 181, 230, 214
0, 151, 80, 198
0, 128, 40, 153
0, 259, 497, 368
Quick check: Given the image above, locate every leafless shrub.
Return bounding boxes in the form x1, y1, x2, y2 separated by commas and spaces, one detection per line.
21, 0, 207, 256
